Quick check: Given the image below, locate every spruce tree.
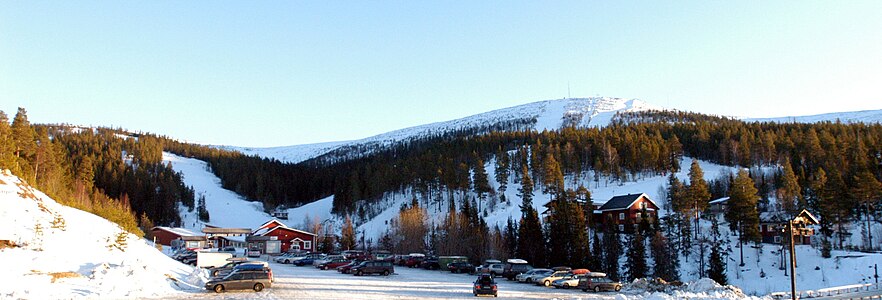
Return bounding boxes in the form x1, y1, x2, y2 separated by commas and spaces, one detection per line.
0, 111, 13, 169
650, 231, 679, 282
495, 148, 510, 197
625, 232, 647, 281
707, 217, 727, 285
602, 228, 622, 281
590, 231, 603, 271
852, 171, 881, 250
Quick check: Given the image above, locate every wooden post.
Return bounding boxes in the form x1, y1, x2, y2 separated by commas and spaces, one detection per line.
789, 220, 797, 300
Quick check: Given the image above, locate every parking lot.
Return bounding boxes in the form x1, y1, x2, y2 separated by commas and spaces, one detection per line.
183, 258, 622, 299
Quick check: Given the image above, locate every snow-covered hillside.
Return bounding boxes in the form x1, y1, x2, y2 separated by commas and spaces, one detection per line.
164, 152, 333, 233
745, 109, 882, 124
227, 97, 661, 164
0, 169, 204, 299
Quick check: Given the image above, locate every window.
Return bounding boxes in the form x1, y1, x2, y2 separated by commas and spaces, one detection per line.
636, 212, 642, 220
774, 236, 782, 243
640, 202, 647, 209
619, 213, 625, 220
304, 241, 312, 249
618, 224, 624, 232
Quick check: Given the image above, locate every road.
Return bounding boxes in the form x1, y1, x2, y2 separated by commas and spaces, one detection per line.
183, 259, 620, 299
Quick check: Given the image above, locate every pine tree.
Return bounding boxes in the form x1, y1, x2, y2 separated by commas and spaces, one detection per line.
197, 194, 210, 222
542, 153, 564, 198
495, 148, 510, 197
473, 157, 492, 211
518, 165, 534, 210
852, 171, 881, 251
11, 108, 37, 176
777, 159, 802, 215
728, 169, 760, 266
504, 218, 518, 259
0, 111, 13, 170
517, 207, 545, 267
687, 159, 711, 236
340, 215, 357, 250
625, 232, 647, 281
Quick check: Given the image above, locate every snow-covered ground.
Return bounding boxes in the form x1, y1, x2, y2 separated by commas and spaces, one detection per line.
745, 109, 882, 124
180, 259, 762, 300
0, 169, 205, 299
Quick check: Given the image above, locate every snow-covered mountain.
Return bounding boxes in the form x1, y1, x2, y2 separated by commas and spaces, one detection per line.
230, 97, 661, 164
0, 169, 204, 299
745, 109, 882, 124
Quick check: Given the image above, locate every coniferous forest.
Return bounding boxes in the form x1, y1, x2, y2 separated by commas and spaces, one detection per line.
2, 106, 881, 274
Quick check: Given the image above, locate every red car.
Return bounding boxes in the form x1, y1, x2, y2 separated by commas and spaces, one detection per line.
317, 258, 351, 270
405, 255, 426, 268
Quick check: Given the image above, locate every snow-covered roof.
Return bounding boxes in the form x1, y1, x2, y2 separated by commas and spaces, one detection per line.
152, 226, 202, 237
598, 193, 656, 211
253, 219, 316, 237
709, 197, 729, 204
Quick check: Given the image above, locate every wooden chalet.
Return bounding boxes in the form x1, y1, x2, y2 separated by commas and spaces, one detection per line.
246, 219, 317, 254
760, 209, 819, 245
597, 193, 659, 233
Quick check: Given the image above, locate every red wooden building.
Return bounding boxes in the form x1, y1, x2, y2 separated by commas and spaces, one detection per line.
597, 193, 659, 233
248, 219, 317, 253
151, 226, 206, 248
760, 209, 819, 245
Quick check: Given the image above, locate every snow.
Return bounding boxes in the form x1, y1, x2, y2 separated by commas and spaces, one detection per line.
0, 169, 204, 299
164, 152, 275, 232
224, 97, 663, 164
181, 259, 763, 300
745, 109, 882, 124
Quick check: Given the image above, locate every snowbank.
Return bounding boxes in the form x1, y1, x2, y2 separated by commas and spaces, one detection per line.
0, 169, 203, 299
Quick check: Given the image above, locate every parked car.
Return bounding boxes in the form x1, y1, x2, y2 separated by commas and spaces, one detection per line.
420, 257, 440, 270
501, 259, 532, 280
336, 260, 364, 274
273, 253, 299, 264
404, 254, 426, 268
578, 272, 622, 292
474, 259, 502, 274
515, 268, 551, 283
552, 274, 583, 289
536, 270, 572, 287
204, 269, 272, 293
351, 260, 394, 276
246, 249, 261, 258
317, 258, 351, 270
218, 246, 238, 257
447, 261, 475, 274
293, 253, 326, 266
178, 251, 198, 265
342, 250, 368, 260
524, 269, 554, 284
208, 258, 251, 277
472, 274, 498, 297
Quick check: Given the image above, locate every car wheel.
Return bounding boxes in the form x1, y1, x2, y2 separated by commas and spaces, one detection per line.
544, 280, 551, 287
253, 283, 264, 292
284, 260, 290, 264
615, 285, 621, 292
526, 278, 532, 283
211, 270, 219, 277
323, 266, 328, 270
382, 270, 390, 276
213, 285, 224, 293
357, 271, 363, 276
594, 286, 601, 292
563, 283, 569, 289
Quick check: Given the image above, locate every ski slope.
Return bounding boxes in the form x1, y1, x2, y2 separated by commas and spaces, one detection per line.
745, 109, 882, 124
0, 170, 204, 299
225, 97, 662, 164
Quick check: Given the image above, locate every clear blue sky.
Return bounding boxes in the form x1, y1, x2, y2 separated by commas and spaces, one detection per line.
2, 1, 881, 147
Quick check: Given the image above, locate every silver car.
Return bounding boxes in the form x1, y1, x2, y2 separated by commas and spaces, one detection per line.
205, 269, 272, 293
525, 269, 554, 284
516, 268, 551, 283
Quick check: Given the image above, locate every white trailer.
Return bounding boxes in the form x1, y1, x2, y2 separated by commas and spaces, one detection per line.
197, 252, 233, 268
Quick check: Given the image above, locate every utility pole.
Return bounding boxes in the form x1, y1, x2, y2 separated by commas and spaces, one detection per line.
789, 220, 797, 300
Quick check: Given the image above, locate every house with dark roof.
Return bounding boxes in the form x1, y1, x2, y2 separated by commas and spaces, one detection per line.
151, 226, 206, 248
597, 193, 659, 233
246, 219, 316, 254
759, 209, 819, 245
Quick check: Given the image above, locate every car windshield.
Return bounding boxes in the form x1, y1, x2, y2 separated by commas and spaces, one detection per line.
477, 276, 493, 284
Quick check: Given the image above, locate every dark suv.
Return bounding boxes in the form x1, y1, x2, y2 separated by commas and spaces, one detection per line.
473, 274, 498, 297
205, 269, 272, 293
351, 261, 394, 276
502, 261, 532, 280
